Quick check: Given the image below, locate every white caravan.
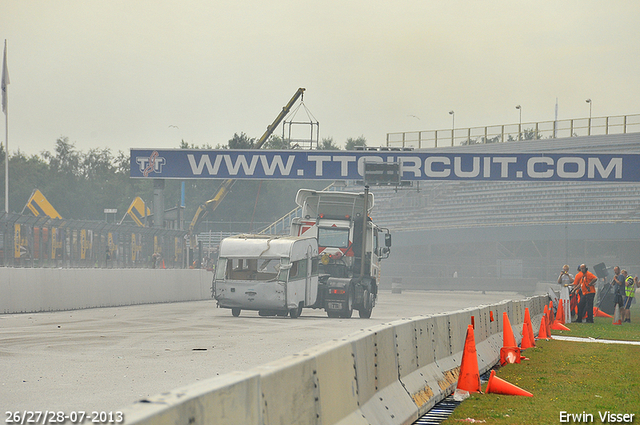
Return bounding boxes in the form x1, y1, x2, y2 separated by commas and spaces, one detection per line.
213, 234, 319, 318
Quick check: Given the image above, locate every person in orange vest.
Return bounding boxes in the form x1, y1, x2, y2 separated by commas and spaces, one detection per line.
573, 264, 598, 323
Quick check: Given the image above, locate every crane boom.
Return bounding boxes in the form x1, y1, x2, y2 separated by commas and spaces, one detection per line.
188, 88, 306, 248
254, 88, 305, 149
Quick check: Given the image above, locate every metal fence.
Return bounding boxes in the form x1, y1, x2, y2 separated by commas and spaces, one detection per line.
0, 212, 188, 268
386, 113, 640, 149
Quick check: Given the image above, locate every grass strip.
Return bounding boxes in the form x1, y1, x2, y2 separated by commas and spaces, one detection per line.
442, 304, 640, 424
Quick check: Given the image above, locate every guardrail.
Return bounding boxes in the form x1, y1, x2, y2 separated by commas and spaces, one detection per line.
122, 295, 547, 425
386, 114, 640, 149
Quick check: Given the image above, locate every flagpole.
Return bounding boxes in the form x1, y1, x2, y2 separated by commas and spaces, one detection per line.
2, 39, 8, 214
4, 101, 7, 213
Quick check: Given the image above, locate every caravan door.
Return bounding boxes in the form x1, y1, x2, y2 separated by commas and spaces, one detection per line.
306, 245, 319, 306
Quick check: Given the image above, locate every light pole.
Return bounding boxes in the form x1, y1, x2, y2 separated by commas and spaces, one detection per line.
449, 110, 455, 146
515, 105, 522, 140
586, 99, 592, 135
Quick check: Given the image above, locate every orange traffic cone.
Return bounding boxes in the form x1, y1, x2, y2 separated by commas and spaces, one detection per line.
500, 312, 521, 365
485, 370, 533, 397
502, 312, 517, 348
593, 307, 613, 318
524, 308, 535, 348
551, 300, 570, 331
521, 321, 535, 350
537, 316, 550, 339
551, 321, 571, 331
554, 299, 565, 324
543, 305, 551, 338
613, 304, 622, 325
162, 259, 166, 269
500, 346, 522, 365
456, 324, 481, 393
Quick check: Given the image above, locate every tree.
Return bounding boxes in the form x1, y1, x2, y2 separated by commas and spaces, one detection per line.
179, 140, 213, 150
317, 137, 341, 150
42, 137, 81, 177
227, 132, 255, 149
345, 136, 366, 150
3, 150, 50, 214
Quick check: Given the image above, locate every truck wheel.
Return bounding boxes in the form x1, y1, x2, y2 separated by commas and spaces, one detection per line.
231, 308, 241, 317
340, 288, 353, 318
358, 290, 373, 318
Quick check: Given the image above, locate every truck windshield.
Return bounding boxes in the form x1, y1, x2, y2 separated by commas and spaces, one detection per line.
317, 227, 350, 249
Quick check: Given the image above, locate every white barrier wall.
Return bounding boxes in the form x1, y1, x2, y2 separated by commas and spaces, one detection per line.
122, 295, 547, 425
0, 268, 212, 314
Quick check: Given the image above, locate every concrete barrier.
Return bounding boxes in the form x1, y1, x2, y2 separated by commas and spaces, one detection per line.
308, 340, 361, 425
0, 268, 212, 314
254, 352, 321, 425
357, 324, 418, 425
123, 371, 261, 425
121, 295, 548, 425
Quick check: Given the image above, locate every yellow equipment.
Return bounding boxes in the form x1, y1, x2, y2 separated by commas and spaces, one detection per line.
22, 189, 62, 219
119, 196, 151, 227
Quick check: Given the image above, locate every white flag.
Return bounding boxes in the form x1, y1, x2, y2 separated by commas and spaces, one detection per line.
2, 40, 9, 115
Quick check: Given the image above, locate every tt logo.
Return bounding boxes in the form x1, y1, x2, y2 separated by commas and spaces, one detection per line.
136, 151, 166, 177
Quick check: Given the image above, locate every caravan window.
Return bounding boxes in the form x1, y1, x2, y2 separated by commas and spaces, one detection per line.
217, 257, 280, 281
289, 258, 307, 280
216, 258, 227, 280
278, 257, 310, 281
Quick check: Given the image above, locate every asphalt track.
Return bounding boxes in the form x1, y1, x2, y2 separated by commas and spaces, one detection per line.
0, 290, 524, 413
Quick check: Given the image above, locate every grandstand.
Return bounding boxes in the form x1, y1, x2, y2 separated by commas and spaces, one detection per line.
369, 132, 640, 229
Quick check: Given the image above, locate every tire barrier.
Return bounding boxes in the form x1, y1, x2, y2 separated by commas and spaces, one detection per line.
121, 295, 547, 425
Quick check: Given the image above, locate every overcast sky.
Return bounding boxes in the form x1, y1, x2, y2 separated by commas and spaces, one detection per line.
2, 1, 639, 156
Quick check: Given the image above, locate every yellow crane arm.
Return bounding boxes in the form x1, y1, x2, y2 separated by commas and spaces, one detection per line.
188, 178, 235, 235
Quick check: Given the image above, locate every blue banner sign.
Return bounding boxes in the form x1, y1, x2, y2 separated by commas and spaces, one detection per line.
130, 149, 640, 182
